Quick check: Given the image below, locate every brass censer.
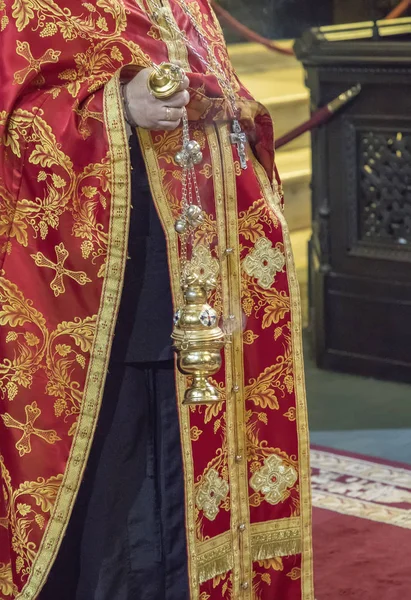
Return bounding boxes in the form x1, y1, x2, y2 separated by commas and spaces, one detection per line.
148, 61, 225, 406
172, 246, 225, 406
147, 62, 186, 99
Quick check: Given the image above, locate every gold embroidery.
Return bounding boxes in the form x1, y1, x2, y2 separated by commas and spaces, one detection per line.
46, 315, 97, 424
250, 455, 298, 506
245, 364, 283, 411
190, 426, 203, 441
182, 244, 219, 289
216, 122, 251, 598
238, 197, 277, 242
252, 568, 277, 600
0, 455, 63, 582
251, 527, 301, 560
31, 243, 91, 296
74, 95, 104, 140
243, 330, 259, 345
14, 41, 60, 85
256, 557, 284, 571
197, 539, 233, 584
196, 468, 229, 521
0, 562, 18, 597
199, 163, 212, 179
11, 0, 128, 38
251, 518, 301, 561
18, 75, 131, 600
1, 402, 61, 457
283, 407, 296, 422
250, 155, 314, 598
243, 237, 285, 290
287, 567, 301, 580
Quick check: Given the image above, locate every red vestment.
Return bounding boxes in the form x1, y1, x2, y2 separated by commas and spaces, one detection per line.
0, 1, 313, 598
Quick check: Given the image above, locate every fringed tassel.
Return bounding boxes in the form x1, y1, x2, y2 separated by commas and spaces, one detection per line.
197, 545, 233, 584
252, 537, 302, 562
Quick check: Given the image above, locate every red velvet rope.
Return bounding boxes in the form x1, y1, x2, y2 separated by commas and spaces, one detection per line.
208, 2, 405, 148
210, 0, 410, 59
385, 0, 411, 19
275, 106, 333, 150
210, 1, 294, 56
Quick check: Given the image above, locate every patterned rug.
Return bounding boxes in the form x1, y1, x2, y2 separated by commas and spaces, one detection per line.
311, 447, 411, 599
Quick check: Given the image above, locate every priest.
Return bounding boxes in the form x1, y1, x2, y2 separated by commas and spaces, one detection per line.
0, 1, 313, 599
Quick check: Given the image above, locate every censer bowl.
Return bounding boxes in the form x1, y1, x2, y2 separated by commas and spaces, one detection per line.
176, 344, 223, 405
171, 282, 225, 406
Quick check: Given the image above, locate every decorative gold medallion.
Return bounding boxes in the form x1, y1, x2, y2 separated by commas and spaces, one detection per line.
243, 237, 286, 289
196, 468, 229, 521
250, 454, 298, 505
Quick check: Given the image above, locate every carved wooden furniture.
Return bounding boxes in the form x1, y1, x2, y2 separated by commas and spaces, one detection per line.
295, 19, 411, 382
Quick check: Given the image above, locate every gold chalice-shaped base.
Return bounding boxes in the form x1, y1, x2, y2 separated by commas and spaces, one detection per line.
176, 339, 225, 405
172, 283, 225, 406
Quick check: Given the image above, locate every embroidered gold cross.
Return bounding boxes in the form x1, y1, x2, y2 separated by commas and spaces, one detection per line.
31, 242, 91, 297
1, 402, 61, 457
14, 41, 61, 85
75, 95, 104, 140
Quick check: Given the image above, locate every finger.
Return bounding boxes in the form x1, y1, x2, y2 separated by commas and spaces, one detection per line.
163, 106, 184, 122
178, 75, 190, 91
165, 89, 190, 108
158, 120, 182, 131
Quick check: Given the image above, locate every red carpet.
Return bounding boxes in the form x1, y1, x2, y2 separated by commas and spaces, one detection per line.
311, 447, 411, 599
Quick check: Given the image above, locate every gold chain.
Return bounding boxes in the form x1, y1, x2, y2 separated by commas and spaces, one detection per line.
149, 0, 240, 118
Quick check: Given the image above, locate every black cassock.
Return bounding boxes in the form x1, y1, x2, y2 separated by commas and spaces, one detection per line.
41, 133, 189, 600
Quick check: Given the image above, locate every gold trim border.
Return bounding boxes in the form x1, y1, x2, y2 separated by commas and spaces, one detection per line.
196, 533, 234, 584
209, 125, 241, 597
251, 154, 314, 599
217, 123, 253, 599
17, 74, 131, 600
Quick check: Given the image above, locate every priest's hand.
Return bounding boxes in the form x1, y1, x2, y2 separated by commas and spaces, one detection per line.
124, 68, 190, 131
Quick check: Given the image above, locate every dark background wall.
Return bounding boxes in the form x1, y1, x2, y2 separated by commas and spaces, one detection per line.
218, 0, 404, 42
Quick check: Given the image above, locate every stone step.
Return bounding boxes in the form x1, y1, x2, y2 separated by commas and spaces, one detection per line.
239, 67, 310, 151
276, 146, 311, 232
228, 41, 312, 231
228, 41, 298, 74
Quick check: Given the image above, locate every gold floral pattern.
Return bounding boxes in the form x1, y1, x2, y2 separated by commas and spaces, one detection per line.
196, 468, 229, 521
0, 0, 313, 596
0, 562, 17, 597
0, 456, 63, 579
243, 237, 285, 290
250, 455, 298, 505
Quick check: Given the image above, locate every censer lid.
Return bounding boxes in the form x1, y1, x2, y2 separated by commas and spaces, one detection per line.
171, 326, 224, 344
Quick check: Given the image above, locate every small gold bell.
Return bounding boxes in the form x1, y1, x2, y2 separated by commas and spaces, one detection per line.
192, 151, 203, 165
175, 151, 186, 167
186, 205, 204, 226
172, 285, 225, 405
186, 140, 201, 155
175, 219, 187, 234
